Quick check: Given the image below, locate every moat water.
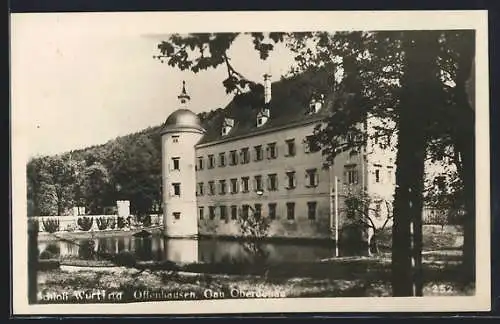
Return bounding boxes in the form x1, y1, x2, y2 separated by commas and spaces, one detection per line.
38, 234, 368, 264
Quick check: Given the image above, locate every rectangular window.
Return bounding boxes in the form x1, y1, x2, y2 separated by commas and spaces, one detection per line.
268, 173, 278, 191
240, 148, 250, 164
254, 175, 263, 192
173, 212, 181, 220
172, 135, 179, 143
304, 135, 320, 153
254, 145, 263, 161
267, 142, 277, 159
199, 207, 204, 220
208, 181, 215, 195
286, 202, 295, 220
220, 205, 227, 220
286, 171, 296, 189
197, 182, 204, 196
344, 166, 359, 185
209, 206, 216, 220
208, 155, 215, 169
242, 204, 250, 219
197, 157, 204, 170
285, 139, 296, 156
172, 183, 181, 196
229, 150, 238, 166
219, 152, 226, 167
254, 203, 262, 220
375, 169, 381, 183
305, 168, 319, 187
375, 201, 382, 218
231, 205, 238, 220
268, 203, 277, 220
230, 178, 239, 194
241, 177, 250, 193
219, 180, 227, 195
172, 157, 180, 170
307, 201, 317, 220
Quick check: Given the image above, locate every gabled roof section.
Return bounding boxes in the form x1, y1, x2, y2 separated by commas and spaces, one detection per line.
197, 68, 335, 146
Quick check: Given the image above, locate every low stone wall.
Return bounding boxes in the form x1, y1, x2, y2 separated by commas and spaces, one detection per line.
31, 214, 163, 233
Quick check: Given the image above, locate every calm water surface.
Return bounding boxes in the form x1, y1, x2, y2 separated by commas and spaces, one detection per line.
38, 235, 365, 264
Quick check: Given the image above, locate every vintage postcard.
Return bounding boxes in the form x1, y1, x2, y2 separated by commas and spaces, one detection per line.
10, 10, 491, 315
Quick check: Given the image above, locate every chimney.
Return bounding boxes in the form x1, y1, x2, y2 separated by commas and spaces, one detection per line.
263, 73, 272, 104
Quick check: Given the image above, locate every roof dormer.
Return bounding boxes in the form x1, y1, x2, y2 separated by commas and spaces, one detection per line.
221, 117, 234, 136
308, 93, 325, 115
256, 108, 270, 127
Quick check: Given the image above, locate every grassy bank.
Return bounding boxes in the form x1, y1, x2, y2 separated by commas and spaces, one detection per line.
36, 254, 473, 303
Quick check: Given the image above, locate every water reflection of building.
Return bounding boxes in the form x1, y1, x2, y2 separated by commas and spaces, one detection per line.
161, 70, 398, 240
164, 239, 199, 264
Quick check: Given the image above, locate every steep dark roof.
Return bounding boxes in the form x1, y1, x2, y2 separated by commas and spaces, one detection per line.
197, 68, 334, 145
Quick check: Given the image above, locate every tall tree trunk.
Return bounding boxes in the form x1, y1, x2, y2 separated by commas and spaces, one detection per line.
452, 33, 475, 284
392, 31, 441, 296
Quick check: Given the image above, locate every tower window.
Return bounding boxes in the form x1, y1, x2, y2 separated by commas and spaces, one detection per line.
286, 202, 295, 220
173, 212, 181, 220
307, 201, 317, 220
268, 203, 277, 220
285, 139, 296, 156
172, 136, 179, 143
172, 183, 181, 196
375, 169, 381, 183
172, 157, 180, 170
268, 173, 278, 191
254, 145, 263, 161
286, 171, 296, 189
305, 168, 319, 187
241, 177, 250, 193
208, 155, 215, 169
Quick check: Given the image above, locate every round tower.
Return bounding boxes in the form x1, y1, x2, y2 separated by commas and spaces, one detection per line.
160, 81, 205, 238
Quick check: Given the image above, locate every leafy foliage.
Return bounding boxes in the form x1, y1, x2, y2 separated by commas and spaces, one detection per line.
77, 217, 94, 231
42, 218, 60, 233
117, 216, 126, 229
96, 217, 110, 230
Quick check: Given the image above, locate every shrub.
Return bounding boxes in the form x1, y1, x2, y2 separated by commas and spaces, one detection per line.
96, 217, 110, 230
142, 215, 152, 227
45, 243, 60, 256
117, 216, 126, 229
108, 217, 117, 230
77, 217, 94, 231
42, 218, 60, 233
112, 251, 137, 267
39, 250, 53, 260
78, 239, 96, 260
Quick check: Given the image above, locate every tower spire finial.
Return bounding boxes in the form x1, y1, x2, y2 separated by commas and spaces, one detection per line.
178, 80, 191, 105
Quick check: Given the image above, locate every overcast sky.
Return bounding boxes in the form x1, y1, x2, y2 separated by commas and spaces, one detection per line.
11, 14, 296, 159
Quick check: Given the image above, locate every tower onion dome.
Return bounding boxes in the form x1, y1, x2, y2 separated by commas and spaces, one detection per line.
161, 109, 205, 134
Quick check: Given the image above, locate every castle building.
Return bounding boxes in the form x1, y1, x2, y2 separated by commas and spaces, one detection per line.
160, 72, 397, 240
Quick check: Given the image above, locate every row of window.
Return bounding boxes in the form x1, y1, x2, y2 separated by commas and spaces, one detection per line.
196, 169, 320, 196
199, 201, 318, 221
194, 137, 320, 170
169, 167, 362, 198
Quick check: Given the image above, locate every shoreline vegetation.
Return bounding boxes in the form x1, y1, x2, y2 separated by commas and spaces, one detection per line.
34, 225, 467, 302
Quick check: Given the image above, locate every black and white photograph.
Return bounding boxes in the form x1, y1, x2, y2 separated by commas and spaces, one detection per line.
11, 11, 490, 314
